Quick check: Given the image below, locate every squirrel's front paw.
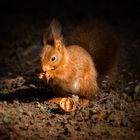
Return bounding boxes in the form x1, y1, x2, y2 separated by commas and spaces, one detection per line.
45, 71, 55, 82
38, 72, 45, 79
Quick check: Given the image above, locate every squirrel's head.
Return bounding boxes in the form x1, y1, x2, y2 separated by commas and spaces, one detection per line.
40, 19, 65, 73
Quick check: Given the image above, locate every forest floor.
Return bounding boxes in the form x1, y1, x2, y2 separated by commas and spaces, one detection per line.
0, 14, 140, 140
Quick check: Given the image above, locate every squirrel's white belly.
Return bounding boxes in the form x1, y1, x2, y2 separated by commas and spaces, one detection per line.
55, 78, 80, 94
71, 80, 80, 93
64, 80, 80, 94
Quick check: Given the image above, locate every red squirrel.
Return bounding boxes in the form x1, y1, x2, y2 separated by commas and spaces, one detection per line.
39, 19, 119, 99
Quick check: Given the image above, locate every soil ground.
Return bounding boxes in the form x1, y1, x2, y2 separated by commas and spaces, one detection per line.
0, 13, 140, 140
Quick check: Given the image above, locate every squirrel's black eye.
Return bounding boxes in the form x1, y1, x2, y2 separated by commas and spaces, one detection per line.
51, 56, 56, 61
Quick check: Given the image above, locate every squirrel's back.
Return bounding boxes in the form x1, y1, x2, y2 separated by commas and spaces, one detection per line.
63, 45, 98, 98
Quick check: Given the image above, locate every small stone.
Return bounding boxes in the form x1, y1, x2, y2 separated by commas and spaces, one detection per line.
29, 84, 37, 88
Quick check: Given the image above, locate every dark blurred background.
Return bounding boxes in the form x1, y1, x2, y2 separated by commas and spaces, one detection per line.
0, 0, 140, 20
0, 0, 140, 78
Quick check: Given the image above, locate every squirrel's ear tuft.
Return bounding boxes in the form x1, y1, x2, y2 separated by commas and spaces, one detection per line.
42, 19, 63, 46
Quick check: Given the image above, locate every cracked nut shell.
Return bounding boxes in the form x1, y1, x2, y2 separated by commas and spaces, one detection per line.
59, 97, 76, 113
